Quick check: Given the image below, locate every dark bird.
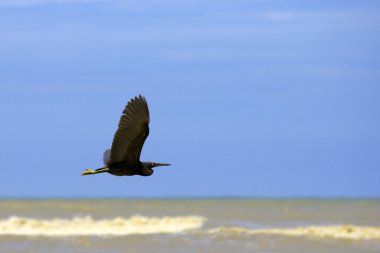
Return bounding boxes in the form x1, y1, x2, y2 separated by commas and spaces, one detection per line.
81, 95, 170, 177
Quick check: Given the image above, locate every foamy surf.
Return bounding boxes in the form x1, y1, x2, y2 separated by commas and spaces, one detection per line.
207, 225, 380, 240
0, 215, 206, 236
2, 215, 379, 241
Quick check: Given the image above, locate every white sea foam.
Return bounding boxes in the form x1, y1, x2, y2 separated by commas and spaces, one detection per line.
2, 215, 379, 240
207, 225, 380, 240
0, 215, 206, 236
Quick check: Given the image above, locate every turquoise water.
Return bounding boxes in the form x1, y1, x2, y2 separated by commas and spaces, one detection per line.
0, 199, 379, 253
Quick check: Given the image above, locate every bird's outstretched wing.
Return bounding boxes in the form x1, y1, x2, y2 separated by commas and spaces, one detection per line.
107, 95, 150, 165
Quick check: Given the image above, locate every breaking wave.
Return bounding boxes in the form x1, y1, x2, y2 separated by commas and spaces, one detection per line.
207, 225, 380, 240
2, 215, 379, 240
0, 215, 206, 236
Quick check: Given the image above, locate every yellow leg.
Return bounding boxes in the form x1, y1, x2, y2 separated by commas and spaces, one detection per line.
81, 169, 96, 176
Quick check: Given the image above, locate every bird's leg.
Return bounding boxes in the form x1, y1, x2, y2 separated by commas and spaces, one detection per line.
81, 167, 109, 176
81, 169, 96, 176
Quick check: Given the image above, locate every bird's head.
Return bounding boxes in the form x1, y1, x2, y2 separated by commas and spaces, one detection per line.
145, 162, 171, 169
141, 162, 171, 176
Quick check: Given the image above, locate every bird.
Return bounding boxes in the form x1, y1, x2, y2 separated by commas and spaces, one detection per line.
81, 95, 170, 177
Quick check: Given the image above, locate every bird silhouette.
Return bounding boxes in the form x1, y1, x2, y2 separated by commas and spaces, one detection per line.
81, 95, 170, 177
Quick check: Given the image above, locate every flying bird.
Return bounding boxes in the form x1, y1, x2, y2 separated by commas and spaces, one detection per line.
81, 95, 170, 177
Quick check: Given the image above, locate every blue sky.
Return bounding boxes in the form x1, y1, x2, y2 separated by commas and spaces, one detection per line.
0, 0, 379, 198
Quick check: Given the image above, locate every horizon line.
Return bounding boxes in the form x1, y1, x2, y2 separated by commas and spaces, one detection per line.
1, 196, 379, 200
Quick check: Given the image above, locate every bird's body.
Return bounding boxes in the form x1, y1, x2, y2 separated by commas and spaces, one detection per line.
93, 162, 152, 176
81, 95, 170, 177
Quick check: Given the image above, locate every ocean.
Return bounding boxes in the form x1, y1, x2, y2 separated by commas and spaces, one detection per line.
0, 198, 379, 253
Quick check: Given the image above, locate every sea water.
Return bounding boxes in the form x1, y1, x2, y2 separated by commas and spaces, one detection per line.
0, 199, 379, 253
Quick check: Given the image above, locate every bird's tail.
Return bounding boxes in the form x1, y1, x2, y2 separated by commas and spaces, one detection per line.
81, 167, 110, 176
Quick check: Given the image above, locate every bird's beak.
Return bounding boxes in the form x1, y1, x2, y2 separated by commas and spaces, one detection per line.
153, 163, 171, 168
